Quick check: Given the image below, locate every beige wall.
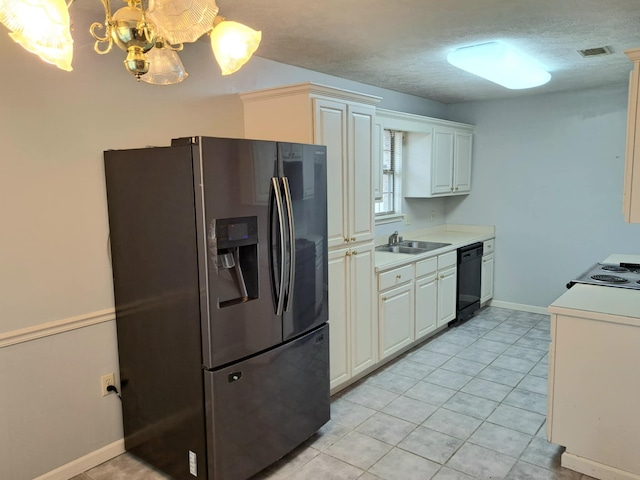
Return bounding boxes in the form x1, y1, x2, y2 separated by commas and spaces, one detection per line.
0, 12, 446, 479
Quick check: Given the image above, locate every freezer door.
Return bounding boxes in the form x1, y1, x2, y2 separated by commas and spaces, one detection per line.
204, 324, 330, 480
198, 137, 284, 368
279, 143, 329, 340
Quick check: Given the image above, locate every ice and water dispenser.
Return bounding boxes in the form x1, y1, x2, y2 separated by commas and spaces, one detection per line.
211, 216, 259, 308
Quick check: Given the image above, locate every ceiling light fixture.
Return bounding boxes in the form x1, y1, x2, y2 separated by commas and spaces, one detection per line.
447, 41, 551, 90
0, 0, 261, 85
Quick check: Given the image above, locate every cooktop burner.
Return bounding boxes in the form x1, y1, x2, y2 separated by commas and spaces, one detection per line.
601, 265, 628, 272
590, 274, 629, 283
569, 263, 640, 290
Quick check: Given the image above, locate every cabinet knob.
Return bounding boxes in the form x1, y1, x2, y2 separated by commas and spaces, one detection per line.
351, 237, 356, 242
396, 274, 401, 279
344, 237, 350, 243
455, 187, 459, 191
382, 296, 387, 301
345, 251, 351, 257
352, 250, 358, 255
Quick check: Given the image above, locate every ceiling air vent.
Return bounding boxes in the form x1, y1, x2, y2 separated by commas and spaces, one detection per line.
577, 46, 613, 57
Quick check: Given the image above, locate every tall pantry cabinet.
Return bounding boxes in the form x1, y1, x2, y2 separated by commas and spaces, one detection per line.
241, 83, 381, 392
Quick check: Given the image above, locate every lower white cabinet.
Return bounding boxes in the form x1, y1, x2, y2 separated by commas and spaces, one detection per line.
415, 273, 438, 338
481, 238, 495, 305
378, 251, 457, 360
436, 265, 457, 326
328, 243, 377, 391
481, 253, 494, 304
379, 267, 414, 359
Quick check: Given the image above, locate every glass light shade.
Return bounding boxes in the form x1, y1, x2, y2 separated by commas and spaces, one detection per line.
447, 42, 551, 90
147, 0, 219, 45
0, 0, 73, 71
141, 47, 189, 85
210, 20, 261, 75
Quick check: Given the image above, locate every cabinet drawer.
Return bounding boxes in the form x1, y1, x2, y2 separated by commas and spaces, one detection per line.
378, 264, 413, 291
437, 251, 457, 269
483, 238, 495, 255
415, 257, 438, 278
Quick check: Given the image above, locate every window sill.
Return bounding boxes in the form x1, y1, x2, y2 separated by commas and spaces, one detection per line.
375, 213, 405, 225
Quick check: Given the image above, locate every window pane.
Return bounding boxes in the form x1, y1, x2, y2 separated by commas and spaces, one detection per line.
376, 129, 402, 217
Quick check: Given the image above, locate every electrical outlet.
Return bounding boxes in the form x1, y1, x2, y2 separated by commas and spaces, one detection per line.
430, 211, 436, 221
405, 214, 411, 225
101, 373, 115, 396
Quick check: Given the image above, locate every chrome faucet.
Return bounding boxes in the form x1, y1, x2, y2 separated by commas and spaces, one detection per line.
388, 231, 399, 245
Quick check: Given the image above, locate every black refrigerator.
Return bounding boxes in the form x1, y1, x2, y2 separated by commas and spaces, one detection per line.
104, 136, 330, 480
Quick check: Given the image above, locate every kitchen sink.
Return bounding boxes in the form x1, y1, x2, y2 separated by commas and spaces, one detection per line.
399, 240, 451, 250
375, 240, 451, 254
375, 245, 429, 254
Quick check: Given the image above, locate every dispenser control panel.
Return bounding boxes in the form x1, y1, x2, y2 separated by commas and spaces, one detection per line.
216, 216, 258, 249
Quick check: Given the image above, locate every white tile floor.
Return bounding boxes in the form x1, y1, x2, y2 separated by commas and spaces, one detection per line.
74, 307, 596, 480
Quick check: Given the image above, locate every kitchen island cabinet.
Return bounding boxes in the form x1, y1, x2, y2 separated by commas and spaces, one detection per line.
547, 284, 640, 480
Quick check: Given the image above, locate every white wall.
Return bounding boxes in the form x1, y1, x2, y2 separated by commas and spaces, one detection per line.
445, 84, 640, 308
0, 14, 446, 479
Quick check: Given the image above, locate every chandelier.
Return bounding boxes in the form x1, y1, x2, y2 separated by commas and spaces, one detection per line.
0, 0, 262, 85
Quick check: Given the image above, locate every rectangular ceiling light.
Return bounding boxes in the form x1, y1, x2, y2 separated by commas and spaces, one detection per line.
447, 42, 551, 90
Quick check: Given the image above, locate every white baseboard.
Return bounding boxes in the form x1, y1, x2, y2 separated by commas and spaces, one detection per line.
561, 451, 640, 480
33, 440, 124, 480
489, 300, 549, 315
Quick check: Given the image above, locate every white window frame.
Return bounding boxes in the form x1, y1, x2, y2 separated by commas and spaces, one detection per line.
375, 129, 404, 224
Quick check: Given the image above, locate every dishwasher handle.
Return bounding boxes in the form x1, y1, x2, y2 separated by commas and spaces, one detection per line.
458, 242, 484, 263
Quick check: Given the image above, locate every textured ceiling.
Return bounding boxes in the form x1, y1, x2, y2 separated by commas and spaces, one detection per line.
69, 0, 640, 104
213, 0, 640, 104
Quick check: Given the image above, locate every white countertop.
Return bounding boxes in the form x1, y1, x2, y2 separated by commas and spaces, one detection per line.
375, 224, 495, 271
602, 253, 640, 265
549, 253, 640, 323
549, 284, 640, 322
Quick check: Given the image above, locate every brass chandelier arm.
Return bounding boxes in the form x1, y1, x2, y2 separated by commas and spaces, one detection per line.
90, 22, 113, 54
89, 0, 115, 54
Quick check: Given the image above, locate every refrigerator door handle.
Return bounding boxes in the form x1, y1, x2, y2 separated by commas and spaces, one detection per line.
270, 177, 287, 315
281, 176, 295, 312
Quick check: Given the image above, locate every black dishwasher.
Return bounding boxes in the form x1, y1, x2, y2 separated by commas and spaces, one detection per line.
454, 242, 484, 325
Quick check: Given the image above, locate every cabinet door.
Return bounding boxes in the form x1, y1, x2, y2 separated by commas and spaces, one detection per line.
453, 131, 472, 194
481, 253, 494, 304
314, 99, 348, 249
328, 248, 350, 389
379, 282, 414, 360
431, 127, 454, 194
415, 274, 438, 339
373, 119, 383, 201
350, 244, 377, 375
437, 266, 457, 326
348, 104, 375, 244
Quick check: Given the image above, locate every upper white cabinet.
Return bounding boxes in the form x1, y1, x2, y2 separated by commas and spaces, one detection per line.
623, 48, 640, 223
241, 83, 381, 248
376, 109, 474, 198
